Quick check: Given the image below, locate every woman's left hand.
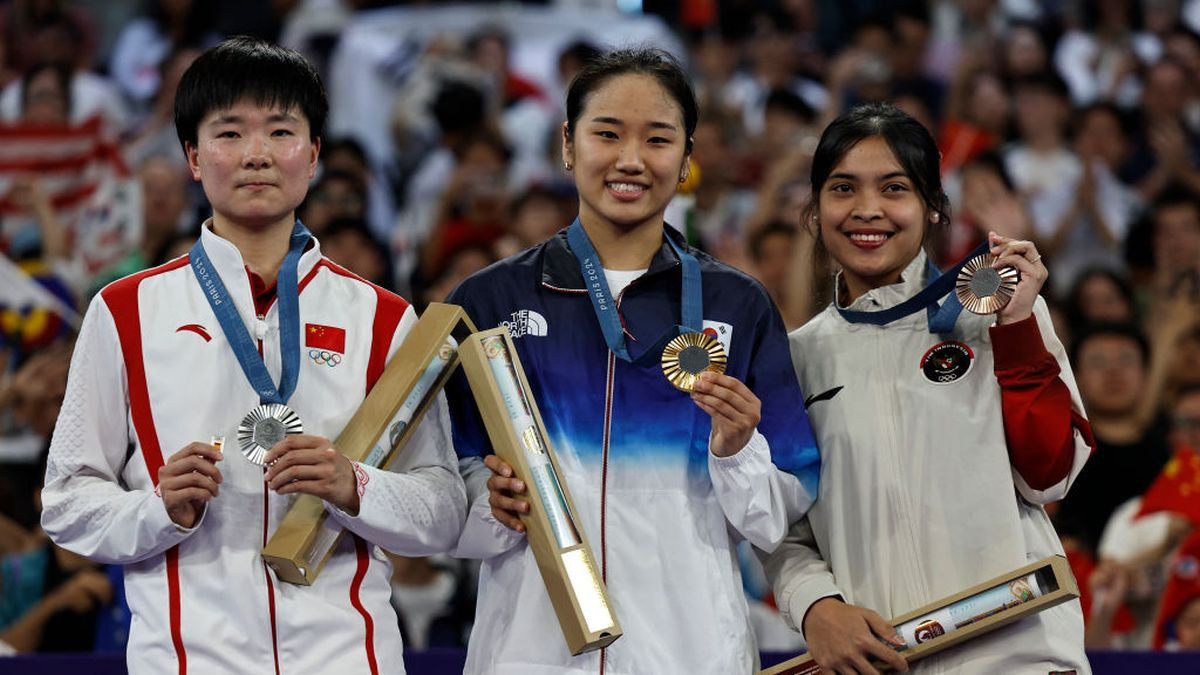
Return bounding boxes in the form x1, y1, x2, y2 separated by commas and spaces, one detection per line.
988, 231, 1048, 325
691, 371, 760, 458
264, 435, 360, 514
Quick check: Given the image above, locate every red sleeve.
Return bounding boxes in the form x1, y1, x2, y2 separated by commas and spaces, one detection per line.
991, 315, 1096, 490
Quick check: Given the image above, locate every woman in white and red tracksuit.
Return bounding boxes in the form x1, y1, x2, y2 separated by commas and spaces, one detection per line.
40, 38, 465, 675
763, 103, 1096, 674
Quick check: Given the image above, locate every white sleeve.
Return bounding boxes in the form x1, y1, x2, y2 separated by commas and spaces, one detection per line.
41, 296, 199, 564
759, 515, 843, 638
325, 392, 467, 555
708, 430, 814, 552
451, 455, 527, 559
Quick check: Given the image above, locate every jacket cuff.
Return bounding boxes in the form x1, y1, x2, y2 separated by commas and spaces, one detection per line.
324, 461, 377, 524
708, 429, 769, 469
989, 314, 1050, 371
779, 574, 844, 638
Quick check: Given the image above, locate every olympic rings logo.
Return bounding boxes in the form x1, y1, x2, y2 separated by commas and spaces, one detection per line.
309, 349, 342, 367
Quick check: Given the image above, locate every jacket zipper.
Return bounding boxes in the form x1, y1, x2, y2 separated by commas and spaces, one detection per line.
599, 350, 615, 675
257, 318, 283, 675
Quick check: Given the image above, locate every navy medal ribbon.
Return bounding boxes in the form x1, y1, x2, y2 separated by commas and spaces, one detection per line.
566, 218, 702, 365
189, 221, 310, 405
836, 242, 990, 334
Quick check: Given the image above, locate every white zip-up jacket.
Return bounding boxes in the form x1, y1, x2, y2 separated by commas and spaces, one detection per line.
41, 225, 467, 675
763, 251, 1093, 674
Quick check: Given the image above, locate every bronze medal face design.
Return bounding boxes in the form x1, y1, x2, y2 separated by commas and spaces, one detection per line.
237, 403, 303, 465
956, 253, 1018, 314
920, 341, 975, 384
661, 332, 727, 392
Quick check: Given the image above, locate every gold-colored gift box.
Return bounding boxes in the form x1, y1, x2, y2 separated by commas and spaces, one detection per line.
262, 303, 476, 585
458, 327, 623, 655
760, 555, 1080, 674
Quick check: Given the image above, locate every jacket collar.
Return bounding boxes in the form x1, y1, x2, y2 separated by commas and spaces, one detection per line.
196, 219, 322, 320
541, 223, 687, 292
836, 248, 930, 312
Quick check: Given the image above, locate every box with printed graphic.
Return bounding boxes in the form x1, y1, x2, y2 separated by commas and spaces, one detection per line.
262, 303, 476, 585
458, 327, 622, 655
759, 555, 1079, 674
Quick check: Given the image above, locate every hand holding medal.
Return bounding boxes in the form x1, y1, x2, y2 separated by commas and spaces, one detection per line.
690, 371, 762, 458
982, 231, 1048, 325
263, 436, 361, 515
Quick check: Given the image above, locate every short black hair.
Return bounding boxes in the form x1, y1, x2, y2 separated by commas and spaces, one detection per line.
1152, 184, 1200, 219
21, 62, 72, 117
765, 88, 815, 124
174, 36, 328, 150
1011, 71, 1071, 101
805, 102, 949, 237
430, 80, 487, 137
749, 221, 797, 261
565, 47, 698, 154
1070, 322, 1150, 369
1063, 267, 1137, 329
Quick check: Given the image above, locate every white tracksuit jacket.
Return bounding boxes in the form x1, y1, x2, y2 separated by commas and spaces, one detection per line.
763, 251, 1092, 674
41, 225, 467, 675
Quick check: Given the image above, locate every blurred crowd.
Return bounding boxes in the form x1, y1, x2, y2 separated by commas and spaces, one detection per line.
4, 0, 1200, 658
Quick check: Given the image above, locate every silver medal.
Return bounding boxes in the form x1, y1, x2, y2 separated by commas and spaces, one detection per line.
237, 403, 303, 465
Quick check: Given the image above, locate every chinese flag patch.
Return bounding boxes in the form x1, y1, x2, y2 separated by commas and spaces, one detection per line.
305, 323, 346, 353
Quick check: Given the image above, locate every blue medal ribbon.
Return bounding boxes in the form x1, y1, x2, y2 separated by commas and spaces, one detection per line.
836, 242, 990, 334
566, 218, 703, 364
189, 221, 310, 405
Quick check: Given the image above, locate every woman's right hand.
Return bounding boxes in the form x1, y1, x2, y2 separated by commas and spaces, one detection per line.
484, 454, 529, 533
803, 597, 909, 674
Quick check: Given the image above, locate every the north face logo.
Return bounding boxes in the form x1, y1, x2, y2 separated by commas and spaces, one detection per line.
502, 309, 548, 338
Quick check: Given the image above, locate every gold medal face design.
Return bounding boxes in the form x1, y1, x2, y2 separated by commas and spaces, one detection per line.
956, 254, 1019, 315
661, 332, 727, 392
237, 403, 303, 465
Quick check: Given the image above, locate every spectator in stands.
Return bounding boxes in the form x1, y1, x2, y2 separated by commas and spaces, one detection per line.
492, 185, 568, 260
1149, 185, 1200, 309
1035, 103, 1141, 295
123, 48, 201, 170
1128, 58, 1200, 200
1064, 268, 1139, 335
1057, 324, 1173, 555
1005, 73, 1080, 208
0, 447, 114, 655
319, 217, 392, 288
297, 169, 367, 236
108, 0, 217, 114
747, 220, 796, 309
418, 129, 513, 282
321, 137, 396, 244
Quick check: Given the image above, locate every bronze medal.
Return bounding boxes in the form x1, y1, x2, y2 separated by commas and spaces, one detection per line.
955, 253, 1018, 315
661, 332, 727, 392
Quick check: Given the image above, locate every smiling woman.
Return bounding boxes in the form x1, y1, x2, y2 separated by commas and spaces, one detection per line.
763, 104, 1096, 675
443, 48, 821, 674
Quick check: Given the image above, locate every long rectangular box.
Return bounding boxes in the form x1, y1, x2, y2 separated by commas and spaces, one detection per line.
760, 555, 1080, 674
262, 303, 475, 585
458, 327, 622, 655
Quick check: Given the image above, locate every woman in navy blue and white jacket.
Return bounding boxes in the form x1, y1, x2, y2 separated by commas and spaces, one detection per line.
445, 48, 822, 674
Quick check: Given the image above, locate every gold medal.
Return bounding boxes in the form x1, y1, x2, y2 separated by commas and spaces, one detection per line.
661, 332, 727, 392
237, 403, 303, 465
955, 253, 1018, 315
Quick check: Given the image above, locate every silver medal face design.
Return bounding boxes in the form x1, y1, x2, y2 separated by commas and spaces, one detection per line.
955, 254, 1019, 315
237, 403, 303, 465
